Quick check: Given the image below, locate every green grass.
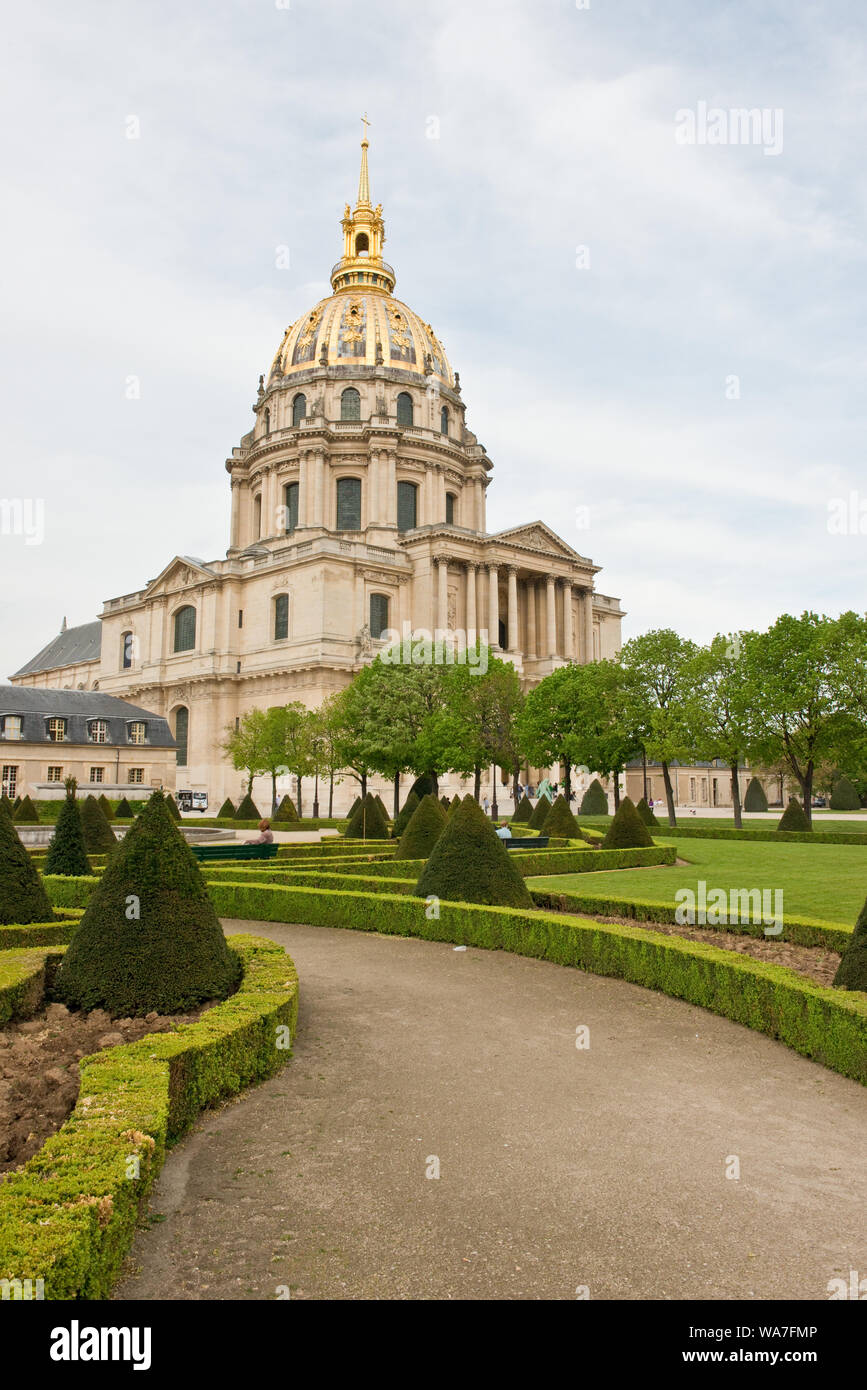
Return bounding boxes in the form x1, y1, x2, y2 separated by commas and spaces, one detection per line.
577, 813, 867, 835
529, 836, 867, 926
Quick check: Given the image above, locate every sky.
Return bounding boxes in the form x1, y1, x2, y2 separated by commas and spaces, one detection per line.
1, 0, 865, 676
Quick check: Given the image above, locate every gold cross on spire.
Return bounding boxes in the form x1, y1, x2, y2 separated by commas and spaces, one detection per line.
361, 112, 371, 143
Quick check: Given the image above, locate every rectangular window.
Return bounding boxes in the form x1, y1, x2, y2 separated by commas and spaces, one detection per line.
90, 767, 104, 784
274, 593, 289, 641
47, 766, 63, 782
89, 720, 108, 744
2, 715, 22, 740
128, 768, 144, 784
284, 482, 299, 533
336, 477, 362, 530
370, 593, 389, 641
128, 721, 147, 745
238, 610, 243, 628
174, 707, 189, 765
397, 480, 417, 532
445, 493, 455, 525
689, 777, 696, 801
47, 717, 67, 743
1, 766, 17, 798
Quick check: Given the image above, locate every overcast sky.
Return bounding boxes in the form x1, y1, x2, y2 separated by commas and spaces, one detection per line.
2, 0, 865, 676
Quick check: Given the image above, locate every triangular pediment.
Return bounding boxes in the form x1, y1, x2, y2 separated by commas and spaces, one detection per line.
490, 521, 587, 562
143, 555, 217, 599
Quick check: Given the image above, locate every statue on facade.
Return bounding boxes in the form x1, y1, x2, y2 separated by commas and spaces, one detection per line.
359, 623, 372, 654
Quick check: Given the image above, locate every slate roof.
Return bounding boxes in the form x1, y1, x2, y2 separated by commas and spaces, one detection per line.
10, 621, 102, 678
0, 687, 175, 748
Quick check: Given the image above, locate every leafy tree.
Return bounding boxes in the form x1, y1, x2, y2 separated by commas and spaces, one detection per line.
619, 629, 698, 827
312, 693, 346, 818
222, 709, 269, 806
264, 703, 315, 816
682, 635, 751, 828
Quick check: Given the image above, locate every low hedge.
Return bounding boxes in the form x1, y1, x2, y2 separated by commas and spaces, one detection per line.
0, 912, 84, 951
205, 882, 867, 1086
662, 824, 867, 846
528, 887, 850, 954
42, 875, 99, 909
0, 947, 63, 1024
510, 845, 675, 876
0, 935, 299, 1299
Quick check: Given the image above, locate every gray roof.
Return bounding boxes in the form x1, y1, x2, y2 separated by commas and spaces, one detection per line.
11, 621, 102, 678
0, 687, 175, 748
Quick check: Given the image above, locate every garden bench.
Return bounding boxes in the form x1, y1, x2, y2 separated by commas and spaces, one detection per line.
505, 837, 549, 850
190, 843, 280, 862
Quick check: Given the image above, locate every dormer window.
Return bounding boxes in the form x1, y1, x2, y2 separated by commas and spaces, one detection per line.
47, 717, 67, 743
128, 721, 147, 745
89, 719, 108, 745
1, 716, 22, 741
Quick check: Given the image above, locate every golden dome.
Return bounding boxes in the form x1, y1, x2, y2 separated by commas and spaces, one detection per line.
269, 123, 455, 390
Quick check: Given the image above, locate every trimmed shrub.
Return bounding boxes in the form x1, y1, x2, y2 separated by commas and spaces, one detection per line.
415, 795, 533, 908
43, 793, 91, 878
830, 774, 861, 812
274, 796, 300, 823
0, 797, 12, 821
166, 795, 182, 821
580, 779, 609, 815
635, 796, 659, 827
391, 791, 420, 840
528, 796, 552, 830
80, 795, 118, 855
374, 794, 390, 822
398, 794, 448, 859
777, 797, 810, 832
347, 796, 362, 818
512, 795, 533, 824
543, 794, 582, 840
54, 791, 241, 1016
743, 777, 769, 813
440, 795, 451, 808
0, 808, 55, 925
408, 774, 435, 802
235, 792, 262, 821
216, 797, 237, 819
602, 797, 654, 850
834, 896, 867, 991
115, 797, 134, 818
447, 796, 462, 819
98, 794, 114, 821
344, 793, 390, 840
13, 795, 40, 824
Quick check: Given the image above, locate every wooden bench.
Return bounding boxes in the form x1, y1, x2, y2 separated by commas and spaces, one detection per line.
190, 843, 279, 862
504, 836, 549, 850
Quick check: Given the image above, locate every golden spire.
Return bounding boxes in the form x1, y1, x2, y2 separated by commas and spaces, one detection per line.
331, 119, 395, 295
358, 113, 371, 206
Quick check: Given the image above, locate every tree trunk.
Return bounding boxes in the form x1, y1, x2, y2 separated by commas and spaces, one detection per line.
271, 771, 277, 817
473, 763, 481, 801
430, 771, 439, 798
313, 772, 320, 820
295, 775, 302, 817
328, 771, 334, 819
661, 761, 677, 827
612, 770, 620, 811
642, 749, 648, 803
563, 757, 572, 801
491, 766, 499, 819
801, 762, 814, 828
393, 771, 400, 819
513, 761, 521, 804
730, 761, 742, 829
361, 770, 367, 798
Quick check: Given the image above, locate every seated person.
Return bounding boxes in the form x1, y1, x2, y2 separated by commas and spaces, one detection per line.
495, 822, 512, 840
245, 818, 274, 845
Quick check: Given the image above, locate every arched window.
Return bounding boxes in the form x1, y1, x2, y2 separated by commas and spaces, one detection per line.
274, 593, 289, 641
341, 387, 361, 421
292, 393, 306, 426
370, 593, 389, 640
283, 481, 299, 533
355, 233, 369, 256
121, 631, 134, 669
264, 407, 271, 435
336, 477, 362, 530
174, 706, 189, 765
397, 392, 413, 427
253, 493, 262, 538
445, 492, 456, 525
397, 480, 418, 532
440, 405, 449, 436
173, 606, 196, 653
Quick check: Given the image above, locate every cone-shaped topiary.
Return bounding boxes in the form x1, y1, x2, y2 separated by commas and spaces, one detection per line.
344, 793, 389, 840
98, 793, 114, 820
216, 797, 237, 819
743, 777, 768, 813
833, 895, 867, 991
166, 795, 182, 821
440, 795, 451, 808
543, 794, 582, 839
12, 796, 21, 811
0, 796, 12, 821
777, 797, 810, 832
391, 790, 420, 839
398, 794, 448, 859
13, 795, 40, 823
0, 802, 55, 923
602, 797, 654, 849
347, 795, 361, 819
43, 791, 92, 877
447, 796, 461, 819
415, 795, 533, 908
374, 794, 390, 823
408, 774, 435, 802
635, 796, 660, 827
274, 795, 300, 823
579, 779, 609, 815
81, 795, 118, 854
115, 797, 134, 818
512, 795, 533, 824
528, 796, 552, 830
830, 774, 860, 811
54, 790, 241, 1016
235, 792, 261, 821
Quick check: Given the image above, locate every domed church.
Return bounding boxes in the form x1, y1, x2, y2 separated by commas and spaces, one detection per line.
11, 131, 624, 806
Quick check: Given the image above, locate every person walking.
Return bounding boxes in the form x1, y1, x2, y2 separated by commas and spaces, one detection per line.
482, 796, 490, 816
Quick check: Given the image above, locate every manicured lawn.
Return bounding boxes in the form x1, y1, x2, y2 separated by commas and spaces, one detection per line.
578, 814, 867, 835
530, 836, 867, 926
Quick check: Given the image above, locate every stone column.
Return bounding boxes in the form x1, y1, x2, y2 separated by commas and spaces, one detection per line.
386, 451, 397, 525
465, 562, 477, 640
525, 578, 537, 659
507, 566, 519, 652
230, 480, 241, 549
298, 454, 309, 527
475, 478, 485, 532
487, 564, 499, 646
583, 588, 594, 664
562, 580, 574, 660
437, 557, 449, 632
313, 452, 325, 528
546, 575, 557, 659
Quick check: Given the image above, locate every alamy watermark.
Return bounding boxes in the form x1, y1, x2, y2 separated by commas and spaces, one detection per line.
379, 624, 490, 675
0, 498, 44, 546
675, 880, 783, 935
675, 102, 783, 156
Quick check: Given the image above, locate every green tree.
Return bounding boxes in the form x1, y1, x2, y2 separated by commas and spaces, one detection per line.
682, 634, 751, 828
264, 703, 315, 816
619, 629, 698, 827
222, 709, 269, 805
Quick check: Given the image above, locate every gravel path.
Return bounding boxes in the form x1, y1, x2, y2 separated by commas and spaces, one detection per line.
115, 920, 867, 1301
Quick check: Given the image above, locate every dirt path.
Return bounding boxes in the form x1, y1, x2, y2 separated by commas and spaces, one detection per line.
115, 920, 867, 1301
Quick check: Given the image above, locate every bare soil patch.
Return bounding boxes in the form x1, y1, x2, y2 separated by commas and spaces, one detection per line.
0, 1000, 217, 1175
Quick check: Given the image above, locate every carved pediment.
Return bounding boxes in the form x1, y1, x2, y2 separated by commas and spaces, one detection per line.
491, 522, 584, 561
144, 556, 217, 600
